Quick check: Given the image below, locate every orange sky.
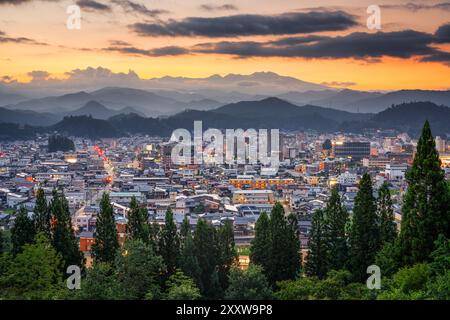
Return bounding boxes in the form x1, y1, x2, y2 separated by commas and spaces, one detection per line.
0, 0, 449, 91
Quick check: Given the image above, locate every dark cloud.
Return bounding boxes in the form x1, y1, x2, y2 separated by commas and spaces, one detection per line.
131, 10, 357, 37
434, 23, 450, 43
112, 0, 170, 17
109, 40, 131, 46
420, 51, 450, 66
0, 30, 48, 45
200, 4, 238, 11
383, 2, 450, 12
193, 30, 437, 59
104, 45, 189, 57
0, 0, 59, 5
76, 0, 111, 12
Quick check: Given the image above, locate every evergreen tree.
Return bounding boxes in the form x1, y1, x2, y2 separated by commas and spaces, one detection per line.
349, 173, 380, 282
377, 182, 397, 244
179, 229, 203, 292
11, 207, 35, 255
158, 208, 180, 277
268, 202, 300, 284
50, 190, 83, 271
324, 188, 349, 271
286, 213, 301, 277
126, 196, 148, 243
0, 229, 3, 254
217, 219, 237, 291
305, 209, 328, 279
33, 188, 51, 237
92, 193, 119, 264
250, 211, 271, 275
193, 219, 219, 297
399, 121, 450, 265
180, 216, 191, 246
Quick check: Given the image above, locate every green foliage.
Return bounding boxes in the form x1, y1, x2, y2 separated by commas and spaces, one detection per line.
398, 120, 450, 266
349, 173, 380, 282
179, 229, 203, 292
377, 263, 430, 300
78, 262, 123, 300
377, 183, 397, 244
33, 188, 51, 237
0, 233, 63, 299
11, 207, 35, 255
217, 219, 237, 290
158, 208, 180, 277
275, 270, 372, 300
126, 196, 149, 243
375, 240, 402, 278
164, 270, 201, 300
115, 240, 164, 300
92, 193, 119, 264
305, 209, 328, 279
50, 190, 83, 271
324, 188, 348, 272
250, 211, 271, 275
225, 265, 273, 300
193, 219, 220, 297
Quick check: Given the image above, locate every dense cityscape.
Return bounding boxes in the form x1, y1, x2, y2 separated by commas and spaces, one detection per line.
0, 121, 449, 299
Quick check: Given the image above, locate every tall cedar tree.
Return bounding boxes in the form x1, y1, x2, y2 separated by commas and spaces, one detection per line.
305, 209, 328, 279
250, 211, 271, 275
180, 216, 191, 246
11, 207, 35, 255
158, 208, 180, 277
0, 228, 3, 253
126, 196, 149, 243
399, 121, 450, 265
268, 203, 300, 285
33, 188, 51, 237
286, 213, 301, 276
50, 190, 83, 270
217, 219, 237, 291
377, 182, 397, 244
179, 224, 203, 292
349, 173, 381, 282
193, 219, 220, 297
92, 193, 119, 264
324, 188, 349, 271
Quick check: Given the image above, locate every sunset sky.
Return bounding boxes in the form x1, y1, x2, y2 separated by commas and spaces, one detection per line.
0, 0, 449, 91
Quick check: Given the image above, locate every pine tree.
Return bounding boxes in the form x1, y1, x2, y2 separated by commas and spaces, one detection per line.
92, 193, 119, 264
50, 190, 83, 271
250, 211, 271, 275
324, 188, 349, 271
126, 196, 148, 243
33, 188, 51, 237
399, 121, 450, 265
158, 208, 180, 276
349, 173, 380, 282
286, 213, 301, 276
0, 228, 3, 254
11, 207, 35, 255
217, 219, 237, 291
305, 209, 328, 279
377, 182, 397, 244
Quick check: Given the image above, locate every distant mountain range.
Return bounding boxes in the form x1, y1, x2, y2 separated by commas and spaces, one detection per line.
2, 83, 449, 117
0, 99, 449, 140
